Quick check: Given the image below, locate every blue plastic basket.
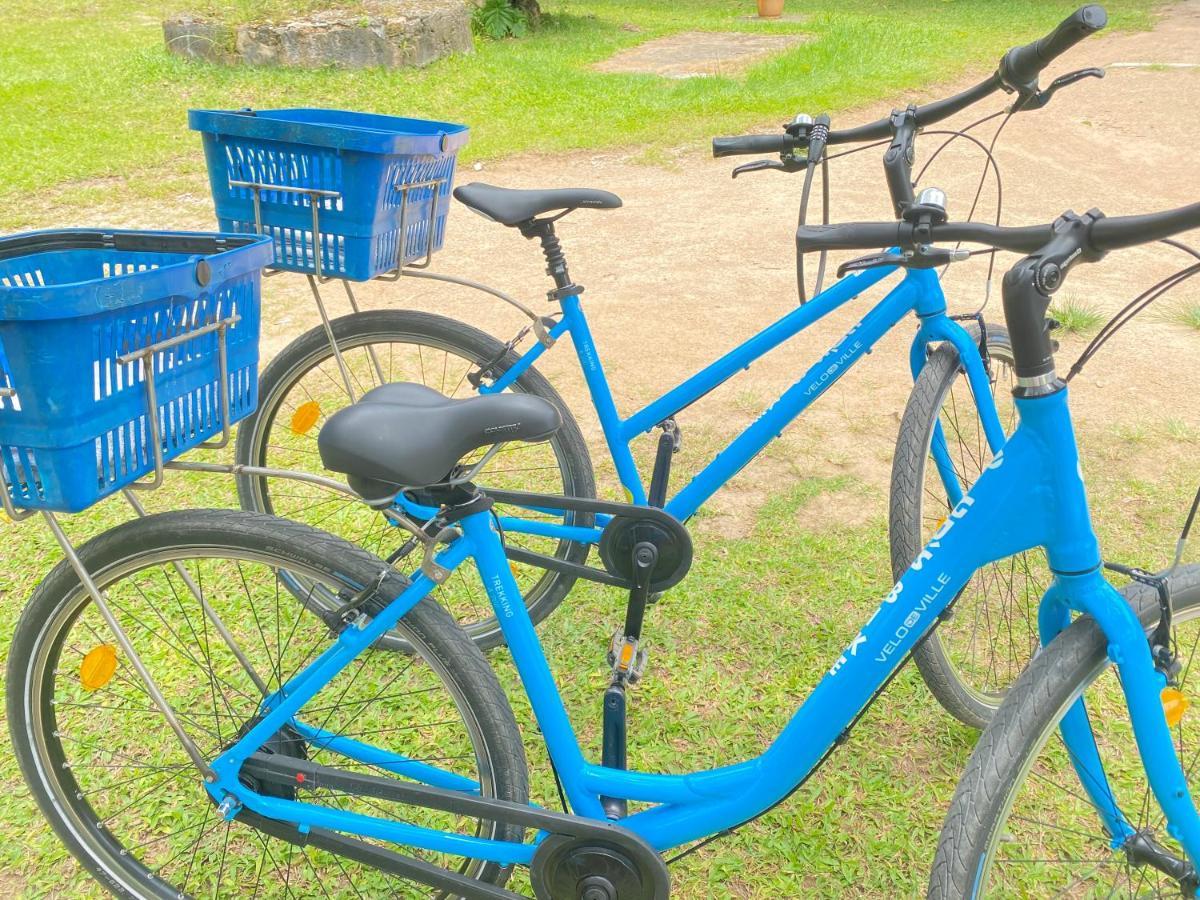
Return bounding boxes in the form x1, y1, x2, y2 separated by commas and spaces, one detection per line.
0, 229, 274, 513
189, 108, 469, 281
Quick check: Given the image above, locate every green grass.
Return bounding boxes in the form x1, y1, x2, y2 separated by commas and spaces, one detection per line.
0, 419, 1196, 896
1049, 295, 1107, 335
0, 0, 1163, 227
1172, 299, 1200, 330
189, 0, 367, 24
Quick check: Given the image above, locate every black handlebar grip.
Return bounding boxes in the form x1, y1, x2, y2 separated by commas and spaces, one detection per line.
795, 223, 904, 253
712, 133, 796, 158
1002, 5, 1108, 87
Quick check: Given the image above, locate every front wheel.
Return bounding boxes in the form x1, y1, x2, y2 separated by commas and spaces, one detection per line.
235, 309, 596, 652
929, 563, 1200, 897
890, 324, 1049, 728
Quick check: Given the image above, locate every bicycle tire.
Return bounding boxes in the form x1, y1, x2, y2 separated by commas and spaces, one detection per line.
7, 509, 529, 898
890, 324, 1049, 727
929, 563, 1200, 897
234, 309, 596, 653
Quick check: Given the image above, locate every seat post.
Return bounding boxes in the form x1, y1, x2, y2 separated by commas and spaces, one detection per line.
519, 218, 584, 301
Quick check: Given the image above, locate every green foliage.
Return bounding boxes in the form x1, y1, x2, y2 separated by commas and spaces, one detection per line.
473, 0, 529, 39
1174, 299, 1200, 331
1049, 295, 1106, 335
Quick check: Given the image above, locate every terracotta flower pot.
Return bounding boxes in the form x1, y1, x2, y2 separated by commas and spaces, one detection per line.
757, 0, 785, 18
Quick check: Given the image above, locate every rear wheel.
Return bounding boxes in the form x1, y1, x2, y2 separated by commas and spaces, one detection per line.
929, 564, 1200, 897
7, 510, 529, 898
891, 325, 1049, 728
235, 309, 595, 652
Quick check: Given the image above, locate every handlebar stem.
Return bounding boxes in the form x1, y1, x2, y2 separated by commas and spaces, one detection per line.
1003, 208, 1108, 387
883, 106, 919, 217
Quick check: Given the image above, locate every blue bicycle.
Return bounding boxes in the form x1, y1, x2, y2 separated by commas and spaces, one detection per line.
12, 197, 1200, 896
232, 9, 1111, 728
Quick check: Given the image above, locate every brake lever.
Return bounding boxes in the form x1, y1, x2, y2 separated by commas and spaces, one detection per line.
836, 247, 970, 278
836, 252, 907, 278
731, 157, 807, 179
1017, 66, 1105, 111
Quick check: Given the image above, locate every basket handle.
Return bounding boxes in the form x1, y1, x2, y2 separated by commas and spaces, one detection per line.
391, 176, 449, 272
120, 314, 242, 492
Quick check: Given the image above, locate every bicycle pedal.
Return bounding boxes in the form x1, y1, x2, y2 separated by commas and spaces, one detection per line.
608, 631, 648, 684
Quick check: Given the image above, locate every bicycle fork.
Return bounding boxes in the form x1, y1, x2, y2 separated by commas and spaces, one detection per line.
1027, 389, 1200, 891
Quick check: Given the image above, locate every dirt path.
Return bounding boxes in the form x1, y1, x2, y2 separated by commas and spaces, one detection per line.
10, 3, 1200, 529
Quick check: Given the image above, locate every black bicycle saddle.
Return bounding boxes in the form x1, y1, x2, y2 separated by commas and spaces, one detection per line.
454, 182, 622, 226
318, 382, 562, 493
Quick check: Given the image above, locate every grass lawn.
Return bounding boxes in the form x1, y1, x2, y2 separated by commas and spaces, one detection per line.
0, 0, 1163, 228
0, 416, 1196, 896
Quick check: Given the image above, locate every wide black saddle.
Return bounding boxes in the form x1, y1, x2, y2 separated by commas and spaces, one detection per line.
318, 383, 561, 498
454, 182, 622, 226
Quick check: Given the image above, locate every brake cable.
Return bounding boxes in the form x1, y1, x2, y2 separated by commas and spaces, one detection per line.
794, 111, 1007, 305
918, 114, 1012, 315
1063, 241, 1200, 627
1065, 259, 1200, 382
796, 154, 831, 303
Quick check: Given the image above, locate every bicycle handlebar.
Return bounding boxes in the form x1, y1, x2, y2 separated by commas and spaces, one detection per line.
1089, 202, 1200, 251
711, 5, 1108, 160
794, 220, 1054, 255
797, 201, 1200, 381
710, 74, 1004, 158
1000, 4, 1108, 89
795, 203, 1200, 256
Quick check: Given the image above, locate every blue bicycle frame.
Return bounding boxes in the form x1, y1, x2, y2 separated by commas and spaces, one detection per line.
397, 263, 1006, 532
207, 382, 1200, 883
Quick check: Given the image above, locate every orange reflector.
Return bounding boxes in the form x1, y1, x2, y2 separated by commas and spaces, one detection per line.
620, 644, 634, 667
80, 644, 118, 691
290, 401, 322, 436
511, 563, 521, 577
1164, 688, 1190, 728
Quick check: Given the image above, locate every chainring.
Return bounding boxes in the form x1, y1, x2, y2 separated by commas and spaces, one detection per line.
530, 835, 670, 900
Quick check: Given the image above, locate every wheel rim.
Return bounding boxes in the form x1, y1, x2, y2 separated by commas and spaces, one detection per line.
921, 341, 1050, 709
240, 327, 583, 646
976, 599, 1200, 896
18, 543, 505, 897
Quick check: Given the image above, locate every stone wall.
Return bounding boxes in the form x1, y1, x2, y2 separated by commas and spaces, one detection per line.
164, 1, 474, 70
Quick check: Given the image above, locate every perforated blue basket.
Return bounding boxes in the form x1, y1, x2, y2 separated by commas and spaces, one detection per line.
190, 108, 469, 281
0, 229, 274, 513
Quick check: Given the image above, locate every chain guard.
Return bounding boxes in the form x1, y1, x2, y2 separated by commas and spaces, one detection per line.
531, 834, 670, 900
